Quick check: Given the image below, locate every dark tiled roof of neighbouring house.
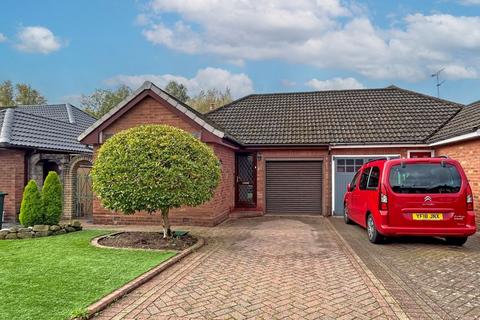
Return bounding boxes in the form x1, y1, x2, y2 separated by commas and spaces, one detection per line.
0, 104, 96, 153
428, 101, 480, 143
206, 86, 463, 145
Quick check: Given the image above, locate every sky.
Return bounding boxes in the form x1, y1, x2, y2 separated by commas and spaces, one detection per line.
1, 0, 480, 105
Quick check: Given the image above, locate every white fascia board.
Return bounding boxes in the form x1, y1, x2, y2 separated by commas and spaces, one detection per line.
330, 144, 428, 149
428, 130, 480, 146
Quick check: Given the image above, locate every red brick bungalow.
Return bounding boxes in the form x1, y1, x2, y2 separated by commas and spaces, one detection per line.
78, 82, 480, 226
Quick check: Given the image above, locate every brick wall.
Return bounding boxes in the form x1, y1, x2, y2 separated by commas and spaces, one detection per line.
435, 139, 480, 218
0, 149, 25, 223
91, 96, 236, 226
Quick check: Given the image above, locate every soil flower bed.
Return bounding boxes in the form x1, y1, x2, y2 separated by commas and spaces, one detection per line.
98, 231, 198, 250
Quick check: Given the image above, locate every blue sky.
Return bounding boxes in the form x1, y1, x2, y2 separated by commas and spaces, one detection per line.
1, 0, 480, 105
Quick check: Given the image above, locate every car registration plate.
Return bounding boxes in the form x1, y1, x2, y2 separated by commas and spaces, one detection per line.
412, 213, 443, 220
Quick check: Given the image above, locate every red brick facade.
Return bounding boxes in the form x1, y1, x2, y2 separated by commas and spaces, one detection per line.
0, 149, 25, 223
82, 88, 480, 226
435, 139, 480, 218
91, 96, 236, 226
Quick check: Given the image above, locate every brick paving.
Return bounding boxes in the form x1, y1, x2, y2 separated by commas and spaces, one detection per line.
91, 216, 407, 319
331, 218, 480, 320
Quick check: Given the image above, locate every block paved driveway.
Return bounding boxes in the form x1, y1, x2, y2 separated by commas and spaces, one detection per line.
93, 216, 405, 320
332, 218, 480, 320
92, 216, 480, 320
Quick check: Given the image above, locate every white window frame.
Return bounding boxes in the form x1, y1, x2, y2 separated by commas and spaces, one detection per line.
407, 150, 435, 158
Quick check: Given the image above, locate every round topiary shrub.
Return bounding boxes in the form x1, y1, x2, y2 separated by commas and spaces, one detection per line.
42, 171, 63, 225
91, 125, 221, 238
19, 180, 44, 227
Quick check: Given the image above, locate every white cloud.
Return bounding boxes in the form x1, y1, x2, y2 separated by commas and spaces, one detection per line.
306, 77, 365, 91
16, 26, 62, 54
60, 94, 83, 106
0, 33, 6, 42
105, 67, 254, 98
281, 79, 297, 88
458, 0, 480, 5
139, 1, 480, 81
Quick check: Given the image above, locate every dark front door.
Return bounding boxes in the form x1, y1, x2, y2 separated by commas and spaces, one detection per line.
236, 153, 256, 207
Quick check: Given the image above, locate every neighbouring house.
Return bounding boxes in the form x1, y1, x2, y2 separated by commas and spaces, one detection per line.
78, 82, 480, 226
0, 104, 96, 223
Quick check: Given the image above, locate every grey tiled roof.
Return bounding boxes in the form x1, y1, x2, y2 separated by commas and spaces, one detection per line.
428, 101, 480, 143
207, 86, 463, 145
0, 104, 96, 153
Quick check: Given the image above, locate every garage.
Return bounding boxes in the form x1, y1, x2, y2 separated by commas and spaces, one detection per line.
332, 156, 401, 216
265, 161, 323, 214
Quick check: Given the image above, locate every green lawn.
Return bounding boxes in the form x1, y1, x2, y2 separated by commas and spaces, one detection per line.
0, 230, 175, 320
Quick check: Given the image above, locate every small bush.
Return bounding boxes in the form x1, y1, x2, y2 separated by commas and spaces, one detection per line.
42, 171, 63, 225
19, 180, 43, 226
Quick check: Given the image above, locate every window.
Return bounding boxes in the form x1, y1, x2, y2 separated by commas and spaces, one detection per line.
359, 168, 371, 190
367, 166, 380, 189
349, 171, 361, 191
389, 163, 461, 194
337, 158, 364, 173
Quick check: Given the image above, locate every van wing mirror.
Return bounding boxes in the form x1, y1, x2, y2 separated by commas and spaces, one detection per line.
347, 183, 351, 191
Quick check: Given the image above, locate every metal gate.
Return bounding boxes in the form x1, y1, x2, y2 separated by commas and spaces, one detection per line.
75, 167, 93, 218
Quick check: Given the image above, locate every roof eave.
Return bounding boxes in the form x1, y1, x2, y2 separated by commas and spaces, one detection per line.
428, 129, 480, 146
78, 81, 230, 143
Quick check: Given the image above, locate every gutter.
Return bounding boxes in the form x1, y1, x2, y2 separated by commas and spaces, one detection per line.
428, 129, 480, 146
330, 143, 429, 149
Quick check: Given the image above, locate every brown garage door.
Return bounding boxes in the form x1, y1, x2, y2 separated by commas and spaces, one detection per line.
266, 161, 323, 214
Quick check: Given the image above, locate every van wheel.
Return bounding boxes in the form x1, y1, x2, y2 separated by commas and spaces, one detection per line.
344, 206, 353, 225
445, 237, 468, 246
366, 214, 384, 244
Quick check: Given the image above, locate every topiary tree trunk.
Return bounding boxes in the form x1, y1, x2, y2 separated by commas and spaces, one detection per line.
19, 180, 44, 227
161, 208, 173, 238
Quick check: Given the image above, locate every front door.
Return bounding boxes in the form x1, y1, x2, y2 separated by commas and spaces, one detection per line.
236, 153, 256, 207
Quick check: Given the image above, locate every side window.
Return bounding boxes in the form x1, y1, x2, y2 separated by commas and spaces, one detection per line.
349, 171, 360, 191
367, 166, 380, 189
359, 168, 371, 190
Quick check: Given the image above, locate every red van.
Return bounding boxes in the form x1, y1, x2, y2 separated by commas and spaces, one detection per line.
343, 157, 476, 245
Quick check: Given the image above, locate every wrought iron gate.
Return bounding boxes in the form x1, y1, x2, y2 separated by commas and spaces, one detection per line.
75, 167, 93, 218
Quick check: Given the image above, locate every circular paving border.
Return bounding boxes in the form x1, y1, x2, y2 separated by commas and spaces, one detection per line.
84, 232, 205, 319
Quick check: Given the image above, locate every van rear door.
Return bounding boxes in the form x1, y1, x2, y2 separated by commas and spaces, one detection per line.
386, 160, 467, 228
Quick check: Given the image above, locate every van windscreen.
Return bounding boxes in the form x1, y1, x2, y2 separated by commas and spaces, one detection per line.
389, 163, 461, 194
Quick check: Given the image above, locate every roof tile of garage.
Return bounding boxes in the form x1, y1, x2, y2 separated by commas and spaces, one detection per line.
427, 101, 480, 143
206, 86, 463, 145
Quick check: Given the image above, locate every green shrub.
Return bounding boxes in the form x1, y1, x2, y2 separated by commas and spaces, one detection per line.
19, 180, 43, 226
42, 171, 63, 225
91, 125, 221, 238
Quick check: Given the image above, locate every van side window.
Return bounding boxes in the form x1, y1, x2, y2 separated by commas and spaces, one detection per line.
359, 168, 371, 190
367, 166, 380, 189
349, 171, 360, 191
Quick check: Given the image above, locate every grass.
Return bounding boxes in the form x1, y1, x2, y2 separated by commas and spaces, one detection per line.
0, 230, 175, 320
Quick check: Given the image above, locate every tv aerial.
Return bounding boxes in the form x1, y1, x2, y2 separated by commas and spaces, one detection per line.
431, 68, 445, 98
